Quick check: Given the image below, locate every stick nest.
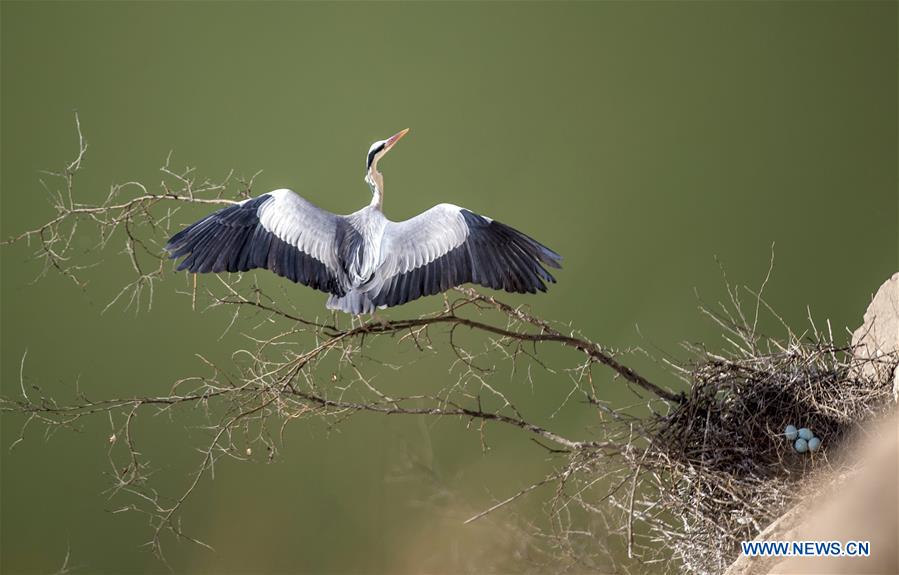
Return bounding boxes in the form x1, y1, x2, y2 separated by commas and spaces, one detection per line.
624, 295, 898, 574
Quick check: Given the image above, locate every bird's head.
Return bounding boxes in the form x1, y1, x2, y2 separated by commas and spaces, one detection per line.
365, 128, 409, 203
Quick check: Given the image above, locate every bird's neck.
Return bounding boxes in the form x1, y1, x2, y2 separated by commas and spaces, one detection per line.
365, 170, 384, 210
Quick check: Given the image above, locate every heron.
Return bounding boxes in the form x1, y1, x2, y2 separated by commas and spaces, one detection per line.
165, 129, 562, 314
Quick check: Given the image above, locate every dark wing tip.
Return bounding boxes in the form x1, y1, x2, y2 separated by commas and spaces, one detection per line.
536, 244, 563, 269
164, 226, 195, 257
492, 218, 563, 269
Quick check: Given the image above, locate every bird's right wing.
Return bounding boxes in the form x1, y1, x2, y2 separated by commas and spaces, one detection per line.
165, 188, 346, 295
372, 204, 561, 308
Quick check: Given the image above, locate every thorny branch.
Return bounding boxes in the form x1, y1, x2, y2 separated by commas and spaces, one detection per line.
2, 117, 676, 566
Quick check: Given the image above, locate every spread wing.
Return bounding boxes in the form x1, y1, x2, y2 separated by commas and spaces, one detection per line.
371, 204, 561, 308
165, 188, 345, 295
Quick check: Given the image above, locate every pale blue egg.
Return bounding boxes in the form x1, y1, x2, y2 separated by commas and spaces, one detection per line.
808, 437, 821, 452
798, 428, 813, 441
784, 425, 798, 441
794, 438, 809, 453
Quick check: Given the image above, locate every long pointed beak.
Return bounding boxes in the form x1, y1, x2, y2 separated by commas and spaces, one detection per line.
384, 128, 410, 151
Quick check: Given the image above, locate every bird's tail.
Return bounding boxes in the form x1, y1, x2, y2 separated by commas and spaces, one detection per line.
326, 291, 378, 315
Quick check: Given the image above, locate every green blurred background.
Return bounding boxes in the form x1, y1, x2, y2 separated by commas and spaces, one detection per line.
2, 1, 896, 573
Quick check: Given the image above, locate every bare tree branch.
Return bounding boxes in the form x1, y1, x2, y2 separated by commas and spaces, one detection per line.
2, 116, 671, 567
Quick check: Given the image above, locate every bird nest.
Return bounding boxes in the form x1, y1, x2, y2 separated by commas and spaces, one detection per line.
617, 296, 898, 575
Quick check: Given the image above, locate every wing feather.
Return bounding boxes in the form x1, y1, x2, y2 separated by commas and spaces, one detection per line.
165, 189, 345, 296
371, 205, 561, 308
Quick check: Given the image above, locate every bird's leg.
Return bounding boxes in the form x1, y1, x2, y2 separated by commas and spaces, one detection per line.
369, 309, 390, 329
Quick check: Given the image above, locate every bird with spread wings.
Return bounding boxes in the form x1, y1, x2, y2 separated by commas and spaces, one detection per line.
165, 129, 562, 314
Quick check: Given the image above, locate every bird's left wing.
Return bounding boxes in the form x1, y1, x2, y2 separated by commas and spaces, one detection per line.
165, 189, 346, 295
371, 204, 561, 308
